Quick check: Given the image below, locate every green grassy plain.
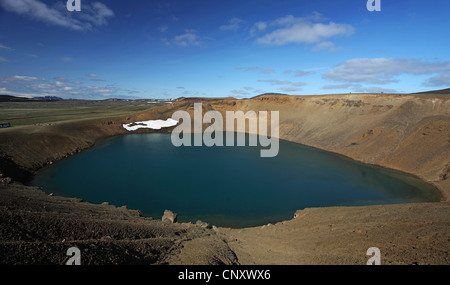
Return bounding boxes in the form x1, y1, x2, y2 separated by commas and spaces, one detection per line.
0, 100, 165, 127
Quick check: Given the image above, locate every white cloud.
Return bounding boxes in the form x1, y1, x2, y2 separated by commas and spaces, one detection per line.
0, 0, 114, 31
0, 56, 8, 62
279, 86, 302, 93
253, 14, 354, 46
32, 83, 52, 89
54, 76, 70, 82
235, 67, 275, 74
173, 30, 201, 47
257, 78, 306, 94
424, 73, 450, 87
79, 2, 114, 27
0, 74, 129, 99
86, 85, 112, 93
312, 41, 342, 53
220, 18, 244, 31
4, 75, 39, 81
284, 70, 312, 77
258, 79, 291, 85
231, 89, 250, 96
0, 87, 37, 98
258, 79, 306, 87
250, 21, 267, 36
0, 44, 14, 50
86, 73, 106, 82
323, 58, 450, 84
322, 83, 396, 93
296, 70, 312, 77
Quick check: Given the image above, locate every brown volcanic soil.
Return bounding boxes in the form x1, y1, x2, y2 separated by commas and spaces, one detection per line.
0, 93, 449, 265
0, 183, 238, 265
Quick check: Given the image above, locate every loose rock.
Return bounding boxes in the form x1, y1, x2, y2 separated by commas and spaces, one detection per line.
196, 220, 211, 229
162, 210, 177, 223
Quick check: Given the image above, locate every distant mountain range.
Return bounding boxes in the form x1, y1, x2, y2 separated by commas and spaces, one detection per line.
1, 88, 448, 102
35, 96, 64, 101
251, 93, 289, 98
250, 89, 450, 98
0, 95, 64, 102
412, 88, 450, 95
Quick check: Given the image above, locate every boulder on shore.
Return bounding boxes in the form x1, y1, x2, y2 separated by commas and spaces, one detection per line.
162, 210, 177, 223
196, 220, 212, 229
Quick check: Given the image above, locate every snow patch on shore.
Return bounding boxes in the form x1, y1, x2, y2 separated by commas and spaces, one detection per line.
123, 118, 178, 131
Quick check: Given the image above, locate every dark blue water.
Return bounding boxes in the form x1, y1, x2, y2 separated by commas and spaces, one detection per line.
32, 133, 442, 228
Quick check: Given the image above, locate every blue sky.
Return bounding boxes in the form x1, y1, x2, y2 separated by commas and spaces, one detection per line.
0, 0, 449, 99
